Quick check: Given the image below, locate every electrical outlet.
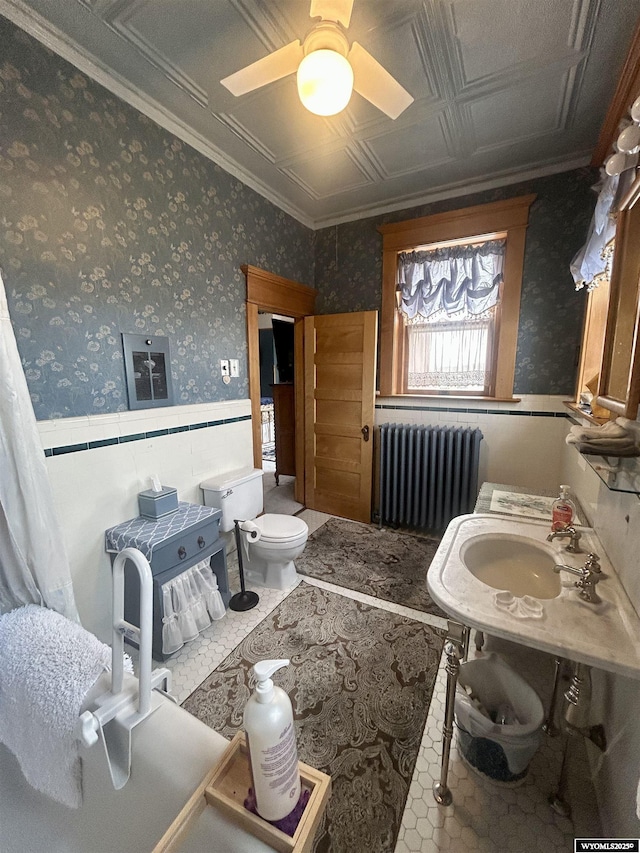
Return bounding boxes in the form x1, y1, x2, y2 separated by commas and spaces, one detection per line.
220, 359, 230, 377
229, 359, 239, 378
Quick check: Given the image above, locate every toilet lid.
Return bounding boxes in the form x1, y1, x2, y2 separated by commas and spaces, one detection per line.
254, 514, 308, 543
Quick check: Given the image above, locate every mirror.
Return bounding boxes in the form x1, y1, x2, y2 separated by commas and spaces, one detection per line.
597, 172, 640, 419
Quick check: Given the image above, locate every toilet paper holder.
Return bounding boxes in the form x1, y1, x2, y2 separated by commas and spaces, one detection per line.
229, 519, 260, 611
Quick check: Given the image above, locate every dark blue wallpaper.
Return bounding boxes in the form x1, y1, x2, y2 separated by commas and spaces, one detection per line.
314, 169, 596, 396
0, 18, 313, 419
0, 15, 597, 415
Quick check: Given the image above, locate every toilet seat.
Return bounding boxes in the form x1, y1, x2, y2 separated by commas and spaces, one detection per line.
254, 514, 308, 544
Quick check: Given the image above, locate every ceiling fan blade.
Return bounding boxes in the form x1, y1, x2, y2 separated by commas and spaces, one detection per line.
221, 40, 304, 97
310, 0, 354, 28
349, 42, 414, 120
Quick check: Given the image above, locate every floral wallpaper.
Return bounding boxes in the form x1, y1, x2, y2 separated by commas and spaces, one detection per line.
1, 15, 597, 416
0, 17, 313, 420
314, 169, 596, 396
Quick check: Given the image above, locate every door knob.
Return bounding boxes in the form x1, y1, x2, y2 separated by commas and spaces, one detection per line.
361, 425, 370, 442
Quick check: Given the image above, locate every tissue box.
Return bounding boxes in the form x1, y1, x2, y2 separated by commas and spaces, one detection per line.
138, 486, 178, 519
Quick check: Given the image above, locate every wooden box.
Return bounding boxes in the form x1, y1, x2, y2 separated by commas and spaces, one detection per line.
153, 731, 331, 853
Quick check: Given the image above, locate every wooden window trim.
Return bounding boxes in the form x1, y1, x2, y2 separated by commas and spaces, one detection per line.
377, 195, 536, 398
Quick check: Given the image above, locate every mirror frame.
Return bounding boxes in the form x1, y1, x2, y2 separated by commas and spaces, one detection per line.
597, 172, 640, 420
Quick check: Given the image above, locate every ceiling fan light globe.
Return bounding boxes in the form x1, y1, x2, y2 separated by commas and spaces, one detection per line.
297, 49, 353, 116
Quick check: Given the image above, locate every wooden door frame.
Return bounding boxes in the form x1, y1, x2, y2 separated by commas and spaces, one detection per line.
243, 265, 317, 504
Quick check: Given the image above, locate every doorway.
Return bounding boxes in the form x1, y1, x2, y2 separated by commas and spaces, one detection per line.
244, 265, 377, 523
257, 311, 303, 514
244, 264, 317, 508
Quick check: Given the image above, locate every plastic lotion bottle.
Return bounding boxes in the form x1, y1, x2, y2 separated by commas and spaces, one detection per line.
551, 485, 576, 531
244, 659, 301, 821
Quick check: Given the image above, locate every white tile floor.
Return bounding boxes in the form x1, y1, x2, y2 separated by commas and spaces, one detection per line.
146, 509, 601, 852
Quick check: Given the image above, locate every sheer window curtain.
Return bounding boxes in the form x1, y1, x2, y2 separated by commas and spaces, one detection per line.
0, 272, 79, 619
397, 240, 505, 391
406, 317, 492, 391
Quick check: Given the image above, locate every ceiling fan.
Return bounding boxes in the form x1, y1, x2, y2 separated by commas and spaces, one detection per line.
220, 0, 414, 119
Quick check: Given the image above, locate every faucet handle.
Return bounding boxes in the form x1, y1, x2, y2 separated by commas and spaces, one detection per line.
584, 553, 601, 574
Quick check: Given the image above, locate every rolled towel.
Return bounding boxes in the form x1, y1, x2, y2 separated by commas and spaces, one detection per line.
572, 440, 640, 457
0, 605, 117, 808
567, 433, 637, 449
567, 418, 639, 454
569, 421, 630, 442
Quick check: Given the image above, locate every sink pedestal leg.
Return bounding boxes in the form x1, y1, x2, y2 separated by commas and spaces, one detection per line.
549, 662, 591, 817
433, 621, 468, 806
549, 732, 573, 818
543, 656, 565, 737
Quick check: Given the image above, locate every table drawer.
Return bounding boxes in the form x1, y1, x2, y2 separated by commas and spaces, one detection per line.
150, 517, 221, 575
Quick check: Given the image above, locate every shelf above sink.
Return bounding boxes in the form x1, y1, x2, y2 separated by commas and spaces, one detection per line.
578, 449, 640, 494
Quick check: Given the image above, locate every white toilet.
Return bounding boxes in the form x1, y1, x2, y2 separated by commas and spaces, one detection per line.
200, 467, 308, 590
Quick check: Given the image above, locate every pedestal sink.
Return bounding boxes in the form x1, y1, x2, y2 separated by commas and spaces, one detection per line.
426, 512, 640, 809
460, 533, 561, 599
428, 513, 640, 677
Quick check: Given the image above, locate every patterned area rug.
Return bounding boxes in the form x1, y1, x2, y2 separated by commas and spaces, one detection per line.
295, 518, 447, 618
183, 582, 444, 853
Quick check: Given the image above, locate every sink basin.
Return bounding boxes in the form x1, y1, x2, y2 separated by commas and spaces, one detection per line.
427, 514, 640, 680
460, 533, 561, 599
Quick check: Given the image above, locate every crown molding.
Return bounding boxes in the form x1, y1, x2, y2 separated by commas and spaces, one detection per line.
311, 154, 593, 229
0, 0, 316, 229
0, 1, 597, 233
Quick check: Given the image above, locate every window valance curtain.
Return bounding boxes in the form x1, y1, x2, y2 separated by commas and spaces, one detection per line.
570, 169, 635, 291
570, 173, 618, 291
397, 239, 507, 321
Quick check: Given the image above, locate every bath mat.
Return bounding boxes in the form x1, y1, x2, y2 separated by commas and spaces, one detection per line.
295, 518, 447, 618
183, 582, 444, 853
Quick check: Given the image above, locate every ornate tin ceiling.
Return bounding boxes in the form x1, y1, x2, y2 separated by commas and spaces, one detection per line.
2, 0, 638, 227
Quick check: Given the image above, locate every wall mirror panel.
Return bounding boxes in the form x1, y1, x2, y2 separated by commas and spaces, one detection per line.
597, 173, 640, 419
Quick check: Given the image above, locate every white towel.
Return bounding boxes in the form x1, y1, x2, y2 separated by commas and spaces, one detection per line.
569, 421, 630, 442
0, 605, 115, 808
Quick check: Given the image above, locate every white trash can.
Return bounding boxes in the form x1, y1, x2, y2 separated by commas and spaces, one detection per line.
455, 652, 545, 784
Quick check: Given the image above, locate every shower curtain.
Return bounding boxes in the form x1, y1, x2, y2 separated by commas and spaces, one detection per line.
0, 272, 78, 620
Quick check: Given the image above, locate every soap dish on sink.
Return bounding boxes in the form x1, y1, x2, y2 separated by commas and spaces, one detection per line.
494, 591, 544, 619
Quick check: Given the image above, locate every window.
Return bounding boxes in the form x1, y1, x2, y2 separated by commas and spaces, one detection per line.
397, 237, 506, 395
377, 195, 536, 399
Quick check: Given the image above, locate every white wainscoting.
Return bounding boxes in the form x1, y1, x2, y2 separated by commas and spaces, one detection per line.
39, 400, 253, 642
375, 395, 569, 494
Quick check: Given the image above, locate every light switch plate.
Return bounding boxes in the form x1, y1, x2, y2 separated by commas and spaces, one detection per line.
220, 359, 230, 376
229, 359, 239, 378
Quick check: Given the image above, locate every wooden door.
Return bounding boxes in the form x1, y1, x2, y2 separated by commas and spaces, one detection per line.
304, 311, 378, 523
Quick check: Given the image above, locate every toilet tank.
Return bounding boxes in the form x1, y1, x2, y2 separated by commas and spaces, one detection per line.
200, 467, 263, 532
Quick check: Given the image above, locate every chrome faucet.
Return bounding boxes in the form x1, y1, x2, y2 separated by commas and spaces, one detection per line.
554, 553, 601, 603
547, 524, 582, 553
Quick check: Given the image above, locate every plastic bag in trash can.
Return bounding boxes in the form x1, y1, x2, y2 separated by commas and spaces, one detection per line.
455, 653, 544, 783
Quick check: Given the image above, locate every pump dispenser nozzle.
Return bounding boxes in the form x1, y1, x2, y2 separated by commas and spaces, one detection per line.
253, 659, 289, 704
